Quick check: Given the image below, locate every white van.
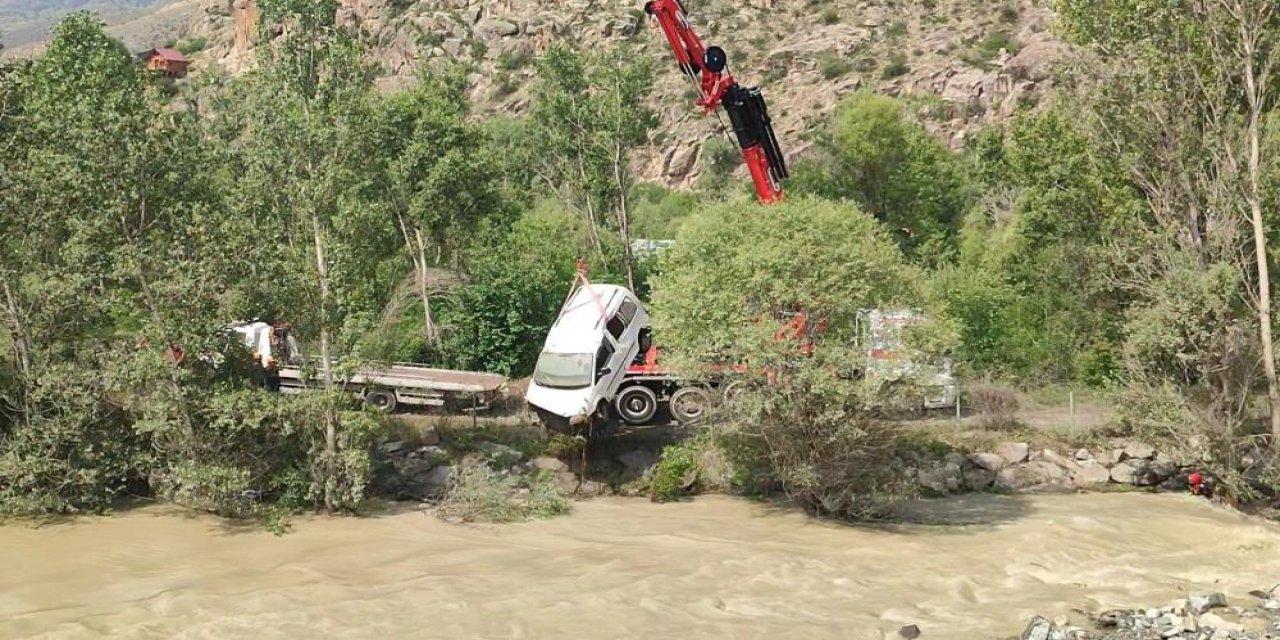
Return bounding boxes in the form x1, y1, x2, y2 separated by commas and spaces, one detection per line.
526, 284, 649, 433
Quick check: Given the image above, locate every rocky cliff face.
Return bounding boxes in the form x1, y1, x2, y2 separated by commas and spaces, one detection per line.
180, 0, 1071, 187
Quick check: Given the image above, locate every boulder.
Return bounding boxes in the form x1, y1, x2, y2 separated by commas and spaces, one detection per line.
1073, 448, 1093, 461
998, 442, 1031, 465
1019, 616, 1071, 640
665, 144, 699, 178
918, 462, 963, 494
476, 18, 520, 37
1110, 459, 1159, 486
379, 440, 406, 455
1123, 442, 1156, 460
1039, 449, 1081, 472
1197, 612, 1244, 633
423, 465, 454, 497
996, 461, 1068, 492
532, 456, 568, 473
898, 624, 921, 639
477, 442, 524, 467
962, 465, 997, 490
1071, 460, 1112, 488
968, 452, 1006, 472
1188, 593, 1228, 615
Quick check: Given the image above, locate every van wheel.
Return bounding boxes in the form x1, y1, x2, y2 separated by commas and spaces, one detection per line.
615, 385, 658, 425
670, 387, 710, 426
365, 389, 397, 412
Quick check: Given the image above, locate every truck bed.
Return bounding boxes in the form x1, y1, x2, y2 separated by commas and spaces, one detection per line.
277, 363, 507, 393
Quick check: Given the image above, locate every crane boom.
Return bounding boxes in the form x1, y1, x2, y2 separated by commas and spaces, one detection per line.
643, 0, 788, 204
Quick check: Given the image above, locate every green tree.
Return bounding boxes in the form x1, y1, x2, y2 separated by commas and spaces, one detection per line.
790, 92, 972, 266
439, 202, 626, 376
649, 196, 952, 519
1057, 0, 1280, 442
231, 0, 389, 510
529, 44, 657, 290
370, 64, 505, 350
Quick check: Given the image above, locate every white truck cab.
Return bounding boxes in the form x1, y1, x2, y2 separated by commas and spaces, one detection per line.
526, 283, 649, 432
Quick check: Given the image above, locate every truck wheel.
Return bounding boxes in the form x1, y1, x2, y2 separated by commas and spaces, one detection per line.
670, 387, 710, 426
615, 385, 658, 425
365, 389, 397, 412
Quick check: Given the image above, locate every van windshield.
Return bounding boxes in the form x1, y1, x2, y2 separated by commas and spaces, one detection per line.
533, 352, 594, 389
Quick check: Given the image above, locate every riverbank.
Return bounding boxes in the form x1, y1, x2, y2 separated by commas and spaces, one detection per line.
2, 492, 1278, 639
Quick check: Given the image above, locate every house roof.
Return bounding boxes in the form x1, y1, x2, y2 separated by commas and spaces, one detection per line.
145, 47, 189, 63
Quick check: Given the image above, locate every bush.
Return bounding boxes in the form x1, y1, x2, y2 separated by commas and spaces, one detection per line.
497, 48, 532, 71
967, 383, 1022, 431
963, 31, 1022, 67
176, 36, 208, 56
817, 52, 854, 79
885, 21, 908, 38
438, 463, 571, 523
648, 441, 700, 501
821, 9, 840, 25
0, 369, 147, 517
881, 53, 910, 79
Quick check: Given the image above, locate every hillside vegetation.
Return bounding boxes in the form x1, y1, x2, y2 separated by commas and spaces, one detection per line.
2, 0, 1280, 523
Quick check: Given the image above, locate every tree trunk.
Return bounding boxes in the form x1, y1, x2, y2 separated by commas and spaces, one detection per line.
414, 227, 440, 348
311, 211, 338, 511
1237, 13, 1280, 439
1, 278, 31, 377
613, 144, 637, 291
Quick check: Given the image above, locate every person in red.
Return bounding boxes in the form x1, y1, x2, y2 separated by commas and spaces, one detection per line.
1188, 470, 1216, 499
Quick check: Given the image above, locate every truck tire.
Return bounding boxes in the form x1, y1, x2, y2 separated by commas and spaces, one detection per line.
615, 385, 658, 425
365, 389, 397, 412
670, 386, 710, 426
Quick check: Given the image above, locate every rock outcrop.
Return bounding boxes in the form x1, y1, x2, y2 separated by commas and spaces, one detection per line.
133, 0, 1074, 187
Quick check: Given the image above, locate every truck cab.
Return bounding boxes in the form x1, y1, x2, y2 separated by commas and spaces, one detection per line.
526, 284, 648, 433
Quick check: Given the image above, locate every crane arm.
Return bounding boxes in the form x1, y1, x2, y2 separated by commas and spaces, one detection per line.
643, 0, 788, 204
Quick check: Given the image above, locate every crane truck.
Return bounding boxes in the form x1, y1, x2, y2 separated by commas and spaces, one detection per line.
524, 0, 956, 436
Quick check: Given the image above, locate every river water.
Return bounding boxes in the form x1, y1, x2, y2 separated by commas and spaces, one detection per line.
2, 493, 1278, 640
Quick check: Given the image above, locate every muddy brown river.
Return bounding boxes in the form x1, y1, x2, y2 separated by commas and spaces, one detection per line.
2, 493, 1278, 639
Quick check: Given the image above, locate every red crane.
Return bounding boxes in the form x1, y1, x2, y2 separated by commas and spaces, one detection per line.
643, 0, 789, 204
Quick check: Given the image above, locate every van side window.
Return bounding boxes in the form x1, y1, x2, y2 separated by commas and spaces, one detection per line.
595, 341, 615, 381
607, 299, 637, 340
606, 315, 625, 340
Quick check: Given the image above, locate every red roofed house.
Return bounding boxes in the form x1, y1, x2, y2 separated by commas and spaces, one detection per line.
139, 47, 190, 78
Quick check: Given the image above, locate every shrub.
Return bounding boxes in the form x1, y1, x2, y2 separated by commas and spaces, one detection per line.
817, 51, 854, 79
176, 36, 208, 56
881, 52, 910, 79
438, 463, 571, 523
821, 9, 841, 25
998, 4, 1020, 24
497, 48, 532, 70
649, 441, 700, 501
885, 21, 908, 38
0, 369, 147, 517
967, 383, 1022, 431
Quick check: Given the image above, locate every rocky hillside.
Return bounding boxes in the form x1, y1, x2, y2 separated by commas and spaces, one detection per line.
1, 0, 205, 55
19, 0, 1072, 187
